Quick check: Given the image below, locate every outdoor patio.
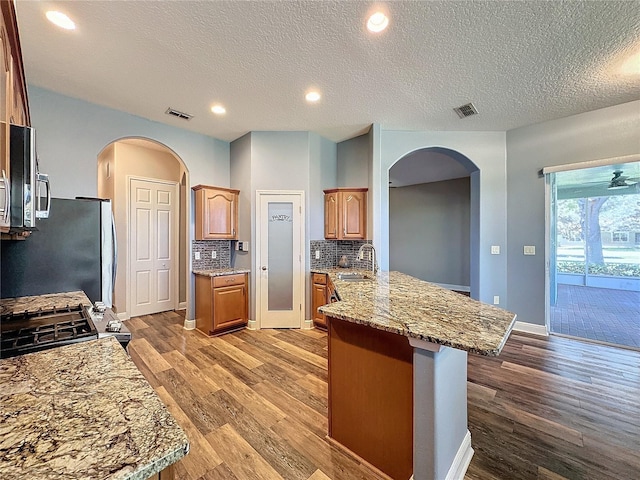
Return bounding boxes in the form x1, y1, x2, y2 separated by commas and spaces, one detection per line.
550, 284, 640, 349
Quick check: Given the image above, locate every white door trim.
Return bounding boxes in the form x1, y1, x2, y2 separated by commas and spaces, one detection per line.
255, 190, 306, 329
126, 175, 179, 318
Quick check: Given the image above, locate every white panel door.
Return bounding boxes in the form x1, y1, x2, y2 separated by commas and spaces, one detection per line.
257, 191, 305, 329
130, 178, 178, 317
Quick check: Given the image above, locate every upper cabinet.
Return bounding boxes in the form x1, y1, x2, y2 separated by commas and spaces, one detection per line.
0, 1, 30, 234
193, 185, 239, 240
323, 188, 367, 240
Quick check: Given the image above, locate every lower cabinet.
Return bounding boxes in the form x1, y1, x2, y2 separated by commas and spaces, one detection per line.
195, 273, 248, 336
312, 273, 329, 329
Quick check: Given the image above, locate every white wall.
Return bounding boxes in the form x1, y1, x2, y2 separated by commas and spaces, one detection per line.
337, 132, 370, 188
390, 178, 471, 287
506, 100, 640, 326
377, 130, 507, 306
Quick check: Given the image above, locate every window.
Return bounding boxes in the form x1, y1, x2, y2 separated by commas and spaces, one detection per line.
612, 232, 629, 242
635, 232, 640, 244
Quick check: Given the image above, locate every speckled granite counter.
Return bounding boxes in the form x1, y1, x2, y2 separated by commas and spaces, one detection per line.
0, 336, 189, 480
193, 267, 250, 276
319, 270, 516, 356
0, 290, 92, 316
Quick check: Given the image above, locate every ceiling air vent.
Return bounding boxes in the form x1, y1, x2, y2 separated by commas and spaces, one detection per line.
453, 103, 478, 119
165, 107, 193, 121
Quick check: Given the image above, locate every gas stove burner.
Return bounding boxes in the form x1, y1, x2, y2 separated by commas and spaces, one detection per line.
0, 304, 98, 358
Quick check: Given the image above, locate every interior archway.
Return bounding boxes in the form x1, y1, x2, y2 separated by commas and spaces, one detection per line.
388, 147, 480, 298
97, 137, 189, 320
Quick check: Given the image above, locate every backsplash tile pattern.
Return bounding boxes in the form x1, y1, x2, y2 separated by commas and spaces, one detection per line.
192, 240, 231, 270
310, 239, 374, 271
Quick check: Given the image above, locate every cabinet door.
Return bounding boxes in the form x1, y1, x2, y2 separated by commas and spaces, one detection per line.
341, 191, 366, 239
312, 281, 327, 327
324, 192, 338, 239
0, 24, 8, 177
203, 189, 237, 239
213, 284, 246, 331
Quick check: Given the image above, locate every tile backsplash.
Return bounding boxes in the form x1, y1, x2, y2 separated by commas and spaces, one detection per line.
192, 240, 231, 270
310, 239, 374, 271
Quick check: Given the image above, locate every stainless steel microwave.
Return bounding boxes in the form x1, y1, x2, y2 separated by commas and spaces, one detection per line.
0, 124, 50, 233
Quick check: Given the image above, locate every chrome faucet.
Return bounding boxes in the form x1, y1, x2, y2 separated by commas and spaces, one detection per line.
358, 243, 378, 276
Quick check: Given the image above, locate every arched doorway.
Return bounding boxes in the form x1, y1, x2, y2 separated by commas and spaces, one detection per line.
97, 137, 189, 320
388, 147, 480, 298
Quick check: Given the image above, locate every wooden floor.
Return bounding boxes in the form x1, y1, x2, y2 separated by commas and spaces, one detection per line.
127, 311, 640, 480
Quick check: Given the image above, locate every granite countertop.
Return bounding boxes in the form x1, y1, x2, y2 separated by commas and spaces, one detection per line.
319, 271, 516, 356
193, 267, 250, 276
0, 336, 189, 480
0, 291, 92, 316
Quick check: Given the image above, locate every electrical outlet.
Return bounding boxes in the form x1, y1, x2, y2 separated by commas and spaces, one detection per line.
358, 251, 363, 260
212, 251, 217, 259
315, 250, 320, 259
523, 246, 536, 255
194, 252, 201, 260
493, 296, 500, 305
491, 245, 500, 255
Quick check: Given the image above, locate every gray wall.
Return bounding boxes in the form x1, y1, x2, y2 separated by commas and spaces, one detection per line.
337, 132, 370, 187
29, 86, 231, 320
506, 100, 640, 325
377, 130, 507, 307
390, 178, 471, 287
230, 131, 337, 321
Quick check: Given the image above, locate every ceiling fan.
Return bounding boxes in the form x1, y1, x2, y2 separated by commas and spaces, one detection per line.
607, 170, 639, 190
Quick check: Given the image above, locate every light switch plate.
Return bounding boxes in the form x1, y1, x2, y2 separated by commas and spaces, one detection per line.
315, 250, 320, 259
493, 296, 500, 305
523, 246, 536, 255
212, 251, 217, 259
194, 252, 201, 260
491, 245, 500, 255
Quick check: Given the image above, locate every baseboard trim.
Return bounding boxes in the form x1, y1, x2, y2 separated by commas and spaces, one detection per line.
445, 430, 474, 480
116, 311, 130, 321
513, 321, 549, 336
183, 319, 195, 330
177, 301, 187, 311
247, 319, 258, 330
302, 319, 314, 330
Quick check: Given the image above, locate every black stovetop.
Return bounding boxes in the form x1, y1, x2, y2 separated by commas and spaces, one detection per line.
0, 304, 98, 359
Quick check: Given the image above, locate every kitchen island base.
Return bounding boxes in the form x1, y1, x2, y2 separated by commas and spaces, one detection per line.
327, 317, 473, 480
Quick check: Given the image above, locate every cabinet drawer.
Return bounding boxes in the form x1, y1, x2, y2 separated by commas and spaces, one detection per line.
312, 273, 327, 285
213, 273, 245, 288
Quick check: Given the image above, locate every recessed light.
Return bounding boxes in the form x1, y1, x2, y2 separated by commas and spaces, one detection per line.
367, 12, 389, 33
305, 91, 321, 103
46, 11, 76, 30
619, 50, 640, 76
211, 105, 226, 115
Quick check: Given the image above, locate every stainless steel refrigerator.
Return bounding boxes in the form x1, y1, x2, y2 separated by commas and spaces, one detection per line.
1, 197, 116, 306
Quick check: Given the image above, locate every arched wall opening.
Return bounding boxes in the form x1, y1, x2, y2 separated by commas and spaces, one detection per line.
388, 147, 480, 297
97, 137, 190, 320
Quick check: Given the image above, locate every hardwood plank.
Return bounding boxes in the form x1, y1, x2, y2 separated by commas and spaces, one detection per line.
307, 470, 332, 480
205, 423, 284, 480
155, 386, 224, 479
129, 337, 172, 373
273, 340, 327, 369
210, 336, 264, 369
161, 350, 222, 398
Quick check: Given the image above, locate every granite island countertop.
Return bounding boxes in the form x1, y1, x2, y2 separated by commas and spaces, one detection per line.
319, 270, 516, 356
192, 267, 250, 277
0, 336, 189, 480
0, 290, 92, 316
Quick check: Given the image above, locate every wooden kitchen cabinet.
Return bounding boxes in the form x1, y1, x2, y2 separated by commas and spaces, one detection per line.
312, 273, 328, 329
0, 1, 30, 234
193, 185, 239, 240
323, 188, 367, 240
195, 273, 248, 336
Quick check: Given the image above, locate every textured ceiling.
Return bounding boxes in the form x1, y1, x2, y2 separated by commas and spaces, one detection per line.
15, 1, 640, 143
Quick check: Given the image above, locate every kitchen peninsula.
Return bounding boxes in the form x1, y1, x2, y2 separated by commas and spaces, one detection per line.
0, 293, 189, 480
319, 271, 516, 480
